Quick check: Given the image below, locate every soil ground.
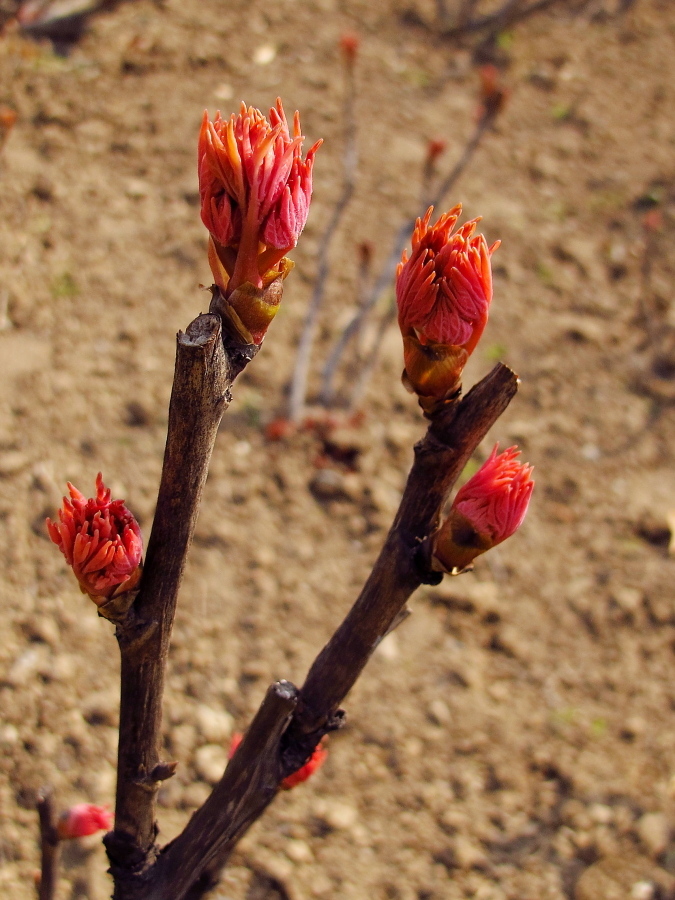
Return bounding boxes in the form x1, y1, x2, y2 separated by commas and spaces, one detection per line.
1, 0, 675, 898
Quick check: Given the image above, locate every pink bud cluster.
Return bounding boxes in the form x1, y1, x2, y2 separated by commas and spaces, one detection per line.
46, 474, 142, 604
397, 205, 498, 354
453, 445, 533, 544
433, 445, 534, 572
56, 804, 112, 840
198, 100, 321, 297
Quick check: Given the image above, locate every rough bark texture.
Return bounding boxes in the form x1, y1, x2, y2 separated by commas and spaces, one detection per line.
289, 362, 519, 739
147, 682, 299, 900
105, 353, 517, 900
159, 363, 518, 900
36, 787, 60, 900
105, 314, 231, 890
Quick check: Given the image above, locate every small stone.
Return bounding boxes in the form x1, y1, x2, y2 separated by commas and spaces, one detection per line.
637, 813, 670, 857
214, 83, 234, 100
7, 646, 47, 685
452, 835, 487, 870
82, 690, 119, 727
313, 799, 357, 830
375, 632, 398, 660
309, 468, 350, 501
21, 616, 60, 646
0, 724, 19, 748
588, 803, 613, 825
125, 178, 150, 199
170, 723, 197, 757
285, 839, 313, 863
428, 699, 451, 726
0, 451, 28, 476
194, 705, 233, 744
194, 744, 228, 785
613, 587, 643, 612
253, 44, 276, 65
181, 781, 211, 809
575, 855, 674, 900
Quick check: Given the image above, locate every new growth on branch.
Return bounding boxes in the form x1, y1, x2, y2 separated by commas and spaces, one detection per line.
41, 81, 533, 900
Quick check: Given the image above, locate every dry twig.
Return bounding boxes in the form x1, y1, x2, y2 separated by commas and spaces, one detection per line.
36, 787, 60, 900
287, 44, 358, 422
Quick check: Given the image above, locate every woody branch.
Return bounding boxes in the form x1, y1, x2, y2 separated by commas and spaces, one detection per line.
142, 363, 517, 900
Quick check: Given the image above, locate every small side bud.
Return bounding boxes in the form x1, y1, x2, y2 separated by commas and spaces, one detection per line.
46, 474, 143, 606
477, 64, 509, 121
433, 445, 533, 572
339, 32, 360, 64
56, 804, 112, 840
425, 138, 447, 166
281, 738, 328, 790
227, 733, 328, 790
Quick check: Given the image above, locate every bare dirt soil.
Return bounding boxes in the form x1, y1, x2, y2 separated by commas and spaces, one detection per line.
1, 0, 675, 898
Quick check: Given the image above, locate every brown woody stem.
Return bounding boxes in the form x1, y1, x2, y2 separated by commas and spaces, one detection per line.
158, 363, 517, 900
292, 362, 518, 736
36, 787, 60, 900
146, 682, 298, 900
106, 314, 231, 887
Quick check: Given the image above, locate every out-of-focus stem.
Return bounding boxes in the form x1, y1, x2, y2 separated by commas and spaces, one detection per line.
288, 50, 358, 422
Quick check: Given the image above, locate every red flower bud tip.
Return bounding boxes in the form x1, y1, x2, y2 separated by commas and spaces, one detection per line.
0, 106, 17, 141
396, 205, 499, 407
340, 32, 360, 63
426, 138, 447, 165
397, 205, 497, 350
198, 100, 322, 303
478, 64, 509, 119
265, 418, 296, 441
56, 804, 112, 840
281, 738, 328, 790
433, 445, 534, 572
228, 732, 327, 790
228, 732, 243, 759
46, 474, 143, 605
643, 209, 663, 233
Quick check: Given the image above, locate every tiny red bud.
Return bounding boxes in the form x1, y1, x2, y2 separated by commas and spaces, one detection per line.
281, 739, 328, 790
643, 209, 663, 233
477, 64, 509, 120
227, 733, 328, 790
426, 138, 447, 164
339, 32, 360, 63
265, 418, 296, 441
56, 804, 112, 840
228, 732, 243, 759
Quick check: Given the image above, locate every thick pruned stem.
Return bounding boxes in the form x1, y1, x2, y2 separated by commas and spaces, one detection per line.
36, 787, 60, 900
143, 682, 299, 900
108, 360, 516, 900
167, 364, 517, 900
292, 363, 518, 736
106, 313, 231, 886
